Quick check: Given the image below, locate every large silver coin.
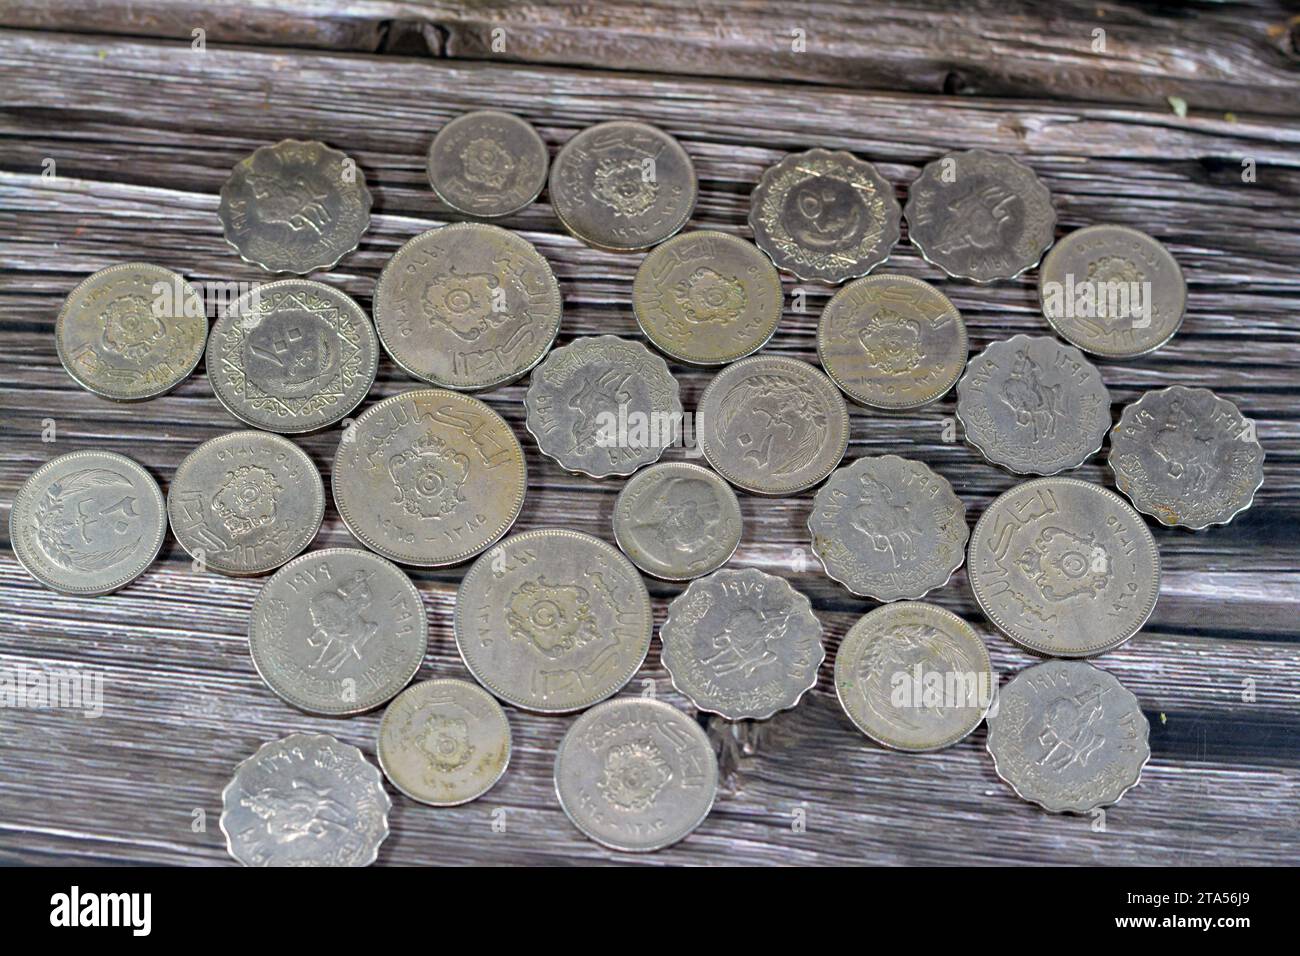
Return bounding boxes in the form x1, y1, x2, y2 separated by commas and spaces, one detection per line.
206, 279, 378, 434
10, 450, 165, 596
612, 461, 742, 581
835, 602, 994, 752
1109, 385, 1264, 530
249, 548, 427, 715
55, 263, 206, 401
660, 567, 824, 720
809, 455, 967, 601
524, 335, 682, 478
332, 389, 526, 567
454, 529, 652, 713
168, 430, 323, 576
967, 478, 1160, 658
220, 733, 391, 866
986, 660, 1149, 813
427, 110, 549, 218
697, 355, 849, 496
373, 223, 561, 391
956, 334, 1111, 476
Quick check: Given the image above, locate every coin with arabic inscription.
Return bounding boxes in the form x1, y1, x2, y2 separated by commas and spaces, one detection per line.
427, 110, 549, 218
613, 462, 742, 581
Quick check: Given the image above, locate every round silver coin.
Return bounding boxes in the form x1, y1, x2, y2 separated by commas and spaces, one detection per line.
1109, 385, 1264, 530
220, 733, 391, 866
427, 110, 549, 218
168, 430, 324, 576
660, 567, 824, 721
454, 529, 653, 713
248, 548, 428, 716
986, 660, 1150, 813
809, 455, 967, 601
10, 450, 165, 596
967, 478, 1160, 658
554, 698, 718, 853
956, 334, 1111, 476
612, 461, 743, 581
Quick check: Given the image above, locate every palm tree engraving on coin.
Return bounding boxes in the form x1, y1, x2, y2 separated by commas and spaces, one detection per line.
613, 462, 743, 581
427, 110, 549, 218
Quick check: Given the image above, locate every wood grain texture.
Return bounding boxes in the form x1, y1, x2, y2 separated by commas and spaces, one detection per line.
0, 9, 1298, 866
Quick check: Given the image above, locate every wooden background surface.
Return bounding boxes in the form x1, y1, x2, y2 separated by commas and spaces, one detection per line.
1, 1, 1298, 866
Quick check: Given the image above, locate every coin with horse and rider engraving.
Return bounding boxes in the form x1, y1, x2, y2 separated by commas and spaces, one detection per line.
427, 110, 549, 218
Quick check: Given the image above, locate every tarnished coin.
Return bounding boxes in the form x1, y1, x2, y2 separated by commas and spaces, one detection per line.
956, 334, 1111, 476
427, 110, 549, 218
986, 660, 1149, 813
1039, 225, 1186, 358
218, 139, 372, 274
555, 698, 717, 852
10, 451, 165, 596
613, 462, 742, 581
455, 530, 653, 713
697, 355, 849, 496
835, 602, 994, 752
660, 567, 824, 720
374, 223, 562, 391
968, 478, 1160, 658
220, 733, 391, 866
332, 389, 526, 567
632, 230, 783, 365
905, 149, 1055, 283
249, 548, 428, 715
818, 274, 967, 409
524, 335, 682, 478
549, 120, 696, 251
55, 263, 206, 401
748, 148, 901, 284
168, 431, 324, 576
377, 678, 511, 807
809, 455, 967, 601
1109, 385, 1264, 530
206, 279, 378, 434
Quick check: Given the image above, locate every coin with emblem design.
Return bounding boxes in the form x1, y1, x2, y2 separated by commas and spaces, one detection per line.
427, 110, 549, 218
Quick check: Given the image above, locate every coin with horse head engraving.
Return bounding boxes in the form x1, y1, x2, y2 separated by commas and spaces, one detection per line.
427, 110, 549, 218
613, 461, 742, 581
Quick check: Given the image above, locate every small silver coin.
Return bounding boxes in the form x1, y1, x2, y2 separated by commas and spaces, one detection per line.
905, 149, 1055, 283
956, 334, 1111, 476
220, 733, 391, 866
660, 567, 824, 721
248, 548, 428, 716
613, 461, 742, 581
427, 110, 549, 218
454, 529, 653, 713
986, 660, 1149, 813
167, 430, 324, 576
1109, 385, 1264, 530
809, 455, 967, 601
10, 450, 165, 596
554, 697, 718, 852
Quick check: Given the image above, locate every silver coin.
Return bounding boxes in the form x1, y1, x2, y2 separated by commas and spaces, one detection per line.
10, 450, 165, 596
554, 697, 718, 852
956, 334, 1111, 476
1039, 224, 1186, 358
206, 279, 379, 434
986, 660, 1149, 813
967, 478, 1160, 658
373, 223, 562, 391
1109, 385, 1264, 530
660, 567, 824, 720
55, 263, 207, 401
377, 678, 511, 807
454, 529, 653, 713
220, 733, 391, 866
218, 139, 372, 274
612, 462, 742, 581
697, 355, 849, 496
905, 149, 1055, 283
524, 335, 682, 478
809, 455, 967, 601
332, 388, 527, 567
427, 110, 549, 218
834, 602, 994, 752
248, 548, 428, 715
